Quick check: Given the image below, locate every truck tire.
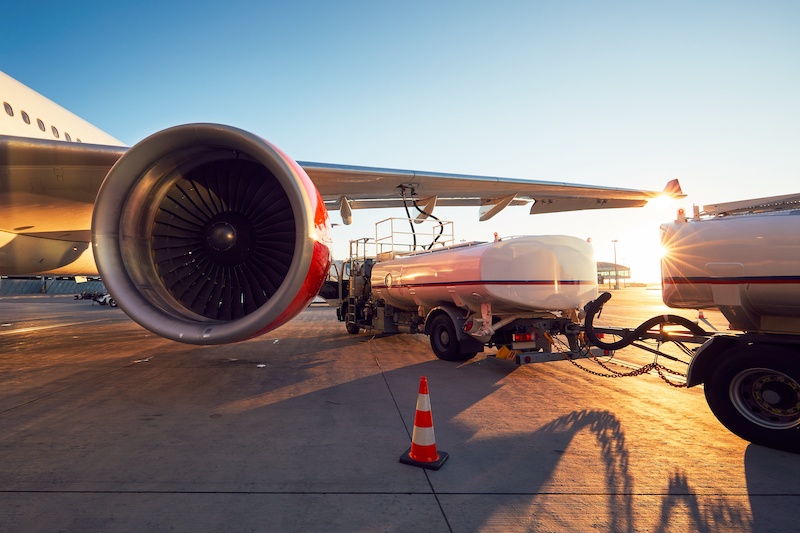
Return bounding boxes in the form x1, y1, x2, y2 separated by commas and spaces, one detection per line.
704, 346, 800, 453
345, 321, 360, 335
429, 314, 476, 361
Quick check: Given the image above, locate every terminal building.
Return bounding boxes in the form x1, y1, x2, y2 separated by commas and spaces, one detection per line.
596, 261, 630, 288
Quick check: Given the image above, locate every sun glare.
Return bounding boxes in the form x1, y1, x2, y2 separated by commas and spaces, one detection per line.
645, 194, 675, 209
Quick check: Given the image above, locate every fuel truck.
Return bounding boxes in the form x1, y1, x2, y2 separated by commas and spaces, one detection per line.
656, 193, 800, 452
337, 197, 800, 453
337, 219, 593, 363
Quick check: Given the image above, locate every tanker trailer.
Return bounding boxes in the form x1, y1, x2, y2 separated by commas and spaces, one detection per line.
660, 197, 800, 452
340, 232, 597, 362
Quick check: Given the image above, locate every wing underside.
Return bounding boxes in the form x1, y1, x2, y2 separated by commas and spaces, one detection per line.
302, 162, 680, 222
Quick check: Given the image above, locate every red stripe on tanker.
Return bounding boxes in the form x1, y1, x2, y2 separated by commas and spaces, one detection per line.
370, 235, 598, 314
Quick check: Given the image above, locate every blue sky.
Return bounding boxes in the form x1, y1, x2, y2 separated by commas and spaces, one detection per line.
3, 1, 799, 280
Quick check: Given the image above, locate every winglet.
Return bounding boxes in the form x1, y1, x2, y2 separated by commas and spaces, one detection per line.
662, 179, 685, 198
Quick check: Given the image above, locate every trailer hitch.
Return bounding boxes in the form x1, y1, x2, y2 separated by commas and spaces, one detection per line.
583, 292, 709, 351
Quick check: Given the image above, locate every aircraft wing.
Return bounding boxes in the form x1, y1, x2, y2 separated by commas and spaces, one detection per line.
0, 136, 126, 234
301, 161, 683, 223
1, 136, 683, 237
0, 136, 126, 276
1, 130, 683, 342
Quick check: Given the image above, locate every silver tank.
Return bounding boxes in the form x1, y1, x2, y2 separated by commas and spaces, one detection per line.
370, 235, 598, 315
661, 210, 800, 333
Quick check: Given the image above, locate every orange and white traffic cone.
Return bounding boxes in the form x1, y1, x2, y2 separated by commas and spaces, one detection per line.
399, 376, 449, 470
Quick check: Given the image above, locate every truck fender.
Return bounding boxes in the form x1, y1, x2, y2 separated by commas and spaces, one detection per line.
424, 306, 484, 351
424, 306, 467, 338
686, 335, 744, 387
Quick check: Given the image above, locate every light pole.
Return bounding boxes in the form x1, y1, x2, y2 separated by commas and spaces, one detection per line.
612, 239, 619, 290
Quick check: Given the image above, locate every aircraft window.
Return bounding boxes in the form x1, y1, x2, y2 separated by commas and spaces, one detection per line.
51, 125, 59, 138
65, 132, 72, 142
3, 102, 12, 116
37, 119, 45, 131
21, 111, 31, 124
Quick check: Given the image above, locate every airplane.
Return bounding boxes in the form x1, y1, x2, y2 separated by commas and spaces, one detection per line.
0, 69, 683, 345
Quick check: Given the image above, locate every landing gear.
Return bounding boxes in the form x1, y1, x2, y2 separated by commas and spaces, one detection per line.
704, 346, 800, 453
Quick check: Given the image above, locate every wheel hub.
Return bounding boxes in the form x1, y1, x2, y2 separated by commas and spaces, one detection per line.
731, 368, 800, 429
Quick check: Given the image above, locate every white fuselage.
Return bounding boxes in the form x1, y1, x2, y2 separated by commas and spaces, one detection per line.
370, 235, 598, 315
0, 71, 125, 146
661, 209, 800, 333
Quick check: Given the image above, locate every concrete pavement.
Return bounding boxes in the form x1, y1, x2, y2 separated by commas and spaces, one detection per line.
1, 292, 799, 531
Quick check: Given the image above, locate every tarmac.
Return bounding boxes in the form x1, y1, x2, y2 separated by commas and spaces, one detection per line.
1, 289, 799, 532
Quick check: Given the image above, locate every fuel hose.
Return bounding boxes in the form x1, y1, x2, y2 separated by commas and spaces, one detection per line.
583, 292, 707, 350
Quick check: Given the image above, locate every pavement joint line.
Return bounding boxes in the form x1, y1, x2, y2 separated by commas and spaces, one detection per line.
368, 342, 454, 533
0, 490, 784, 496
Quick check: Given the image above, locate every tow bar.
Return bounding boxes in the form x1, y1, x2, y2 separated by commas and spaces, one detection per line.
569, 292, 716, 386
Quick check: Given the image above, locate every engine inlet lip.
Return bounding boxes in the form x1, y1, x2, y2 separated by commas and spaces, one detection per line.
92, 123, 319, 344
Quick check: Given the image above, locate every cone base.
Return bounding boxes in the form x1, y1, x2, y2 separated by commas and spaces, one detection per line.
399, 448, 449, 470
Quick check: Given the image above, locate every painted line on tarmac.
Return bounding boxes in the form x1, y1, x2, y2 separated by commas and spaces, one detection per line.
0, 319, 114, 336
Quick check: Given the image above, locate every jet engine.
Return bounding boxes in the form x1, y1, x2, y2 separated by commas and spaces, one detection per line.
91, 124, 331, 344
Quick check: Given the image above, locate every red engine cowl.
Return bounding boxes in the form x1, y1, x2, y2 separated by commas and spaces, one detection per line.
92, 124, 331, 344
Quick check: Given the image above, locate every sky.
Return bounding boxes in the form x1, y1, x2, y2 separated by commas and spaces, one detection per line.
2, 1, 799, 281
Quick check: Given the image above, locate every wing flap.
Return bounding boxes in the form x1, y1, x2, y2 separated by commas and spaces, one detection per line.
530, 197, 649, 215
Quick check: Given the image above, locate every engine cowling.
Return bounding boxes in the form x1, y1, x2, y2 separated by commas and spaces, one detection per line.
91, 124, 331, 344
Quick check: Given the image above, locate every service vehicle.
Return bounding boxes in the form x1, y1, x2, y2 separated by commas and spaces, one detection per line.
337, 195, 800, 453
582, 193, 800, 453
337, 218, 594, 363
656, 194, 800, 452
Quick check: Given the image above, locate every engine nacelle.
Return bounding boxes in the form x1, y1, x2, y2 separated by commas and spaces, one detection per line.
92, 124, 331, 344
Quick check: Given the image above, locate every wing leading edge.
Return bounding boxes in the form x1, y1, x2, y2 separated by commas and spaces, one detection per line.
302, 161, 683, 223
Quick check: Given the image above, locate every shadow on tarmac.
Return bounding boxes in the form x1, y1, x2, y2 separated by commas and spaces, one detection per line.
2, 303, 798, 531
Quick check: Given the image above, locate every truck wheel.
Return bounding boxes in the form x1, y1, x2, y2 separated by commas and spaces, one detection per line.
346, 322, 360, 335
704, 347, 800, 453
429, 314, 475, 361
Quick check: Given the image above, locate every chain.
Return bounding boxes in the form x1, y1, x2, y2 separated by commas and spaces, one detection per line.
558, 339, 688, 388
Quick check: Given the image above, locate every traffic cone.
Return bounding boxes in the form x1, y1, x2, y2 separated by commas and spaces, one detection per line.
698, 310, 705, 319
399, 376, 449, 470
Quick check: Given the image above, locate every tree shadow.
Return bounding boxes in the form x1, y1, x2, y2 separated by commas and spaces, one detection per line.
653, 470, 752, 533
522, 410, 636, 532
